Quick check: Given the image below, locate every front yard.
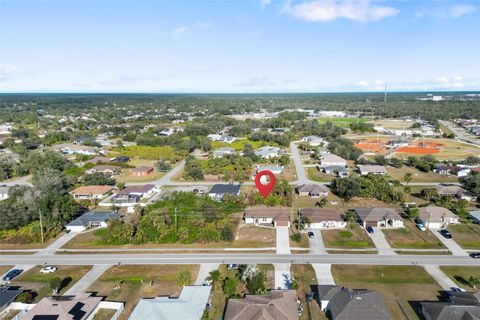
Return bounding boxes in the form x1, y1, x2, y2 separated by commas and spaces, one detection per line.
382, 221, 445, 249
291, 265, 327, 320
87, 265, 199, 320
447, 224, 480, 249
306, 167, 334, 182
440, 266, 480, 291
321, 225, 375, 249
332, 265, 443, 320
11, 265, 92, 301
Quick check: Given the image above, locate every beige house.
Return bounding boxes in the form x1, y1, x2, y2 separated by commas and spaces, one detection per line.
244, 206, 291, 227
418, 206, 460, 229
299, 208, 346, 229
354, 207, 404, 228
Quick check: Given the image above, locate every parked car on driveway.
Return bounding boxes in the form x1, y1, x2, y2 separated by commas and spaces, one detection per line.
308, 231, 314, 238
366, 226, 374, 234
470, 252, 480, 259
40, 266, 57, 273
439, 229, 452, 239
450, 287, 466, 292
416, 223, 427, 231
3, 269, 23, 281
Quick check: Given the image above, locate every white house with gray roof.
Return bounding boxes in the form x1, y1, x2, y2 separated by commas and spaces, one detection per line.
129, 286, 211, 320
254, 146, 280, 159
66, 210, 119, 232
213, 147, 234, 158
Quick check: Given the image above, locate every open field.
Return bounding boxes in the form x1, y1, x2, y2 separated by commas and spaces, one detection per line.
322, 225, 375, 249
63, 223, 275, 249
332, 265, 443, 320
114, 158, 166, 183
106, 145, 176, 160
11, 265, 92, 301
317, 117, 368, 128
374, 119, 415, 130
87, 265, 198, 320
440, 266, 480, 291
291, 264, 327, 320
382, 221, 446, 249
386, 166, 458, 183
0, 232, 65, 250
447, 224, 480, 249
392, 138, 480, 160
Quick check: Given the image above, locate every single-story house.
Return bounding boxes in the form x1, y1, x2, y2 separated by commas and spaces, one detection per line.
254, 146, 281, 159
323, 166, 349, 177
66, 210, 119, 232
296, 184, 329, 198
70, 185, 113, 200
85, 156, 115, 164
318, 154, 347, 168
22, 293, 123, 320
86, 165, 121, 176
213, 147, 235, 158
437, 185, 477, 201
225, 290, 298, 320
269, 128, 290, 135
131, 166, 154, 177
469, 210, 480, 224
450, 166, 471, 177
418, 206, 460, 229
0, 286, 22, 312
244, 206, 291, 227
421, 291, 480, 320
158, 128, 175, 136
314, 285, 392, 320
0, 186, 10, 201
434, 164, 452, 175
207, 133, 223, 141
301, 135, 325, 147
256, 165, 283, 175
208, 184, 241, 200
354, 207, 404, 228
113, 156, 130, 163
112, 184, 158, 203
219, 135, 236, 143
357, 165, 387, 176
130, 286, 211, 320
59, 144, 98, 156
299, 208, 346, 229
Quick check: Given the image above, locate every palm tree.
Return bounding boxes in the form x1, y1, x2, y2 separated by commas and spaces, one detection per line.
404, 172, 413, 185
176, 270, 192, 287
206, 270, 221, 288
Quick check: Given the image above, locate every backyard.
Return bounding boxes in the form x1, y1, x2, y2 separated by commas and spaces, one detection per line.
332, 265, 443, 320
87, 265, 199, 320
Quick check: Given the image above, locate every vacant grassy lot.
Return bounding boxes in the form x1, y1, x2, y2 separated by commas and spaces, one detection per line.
322, 225, 374, 249
440, 266, 480, 291
447, 224, 480, 249
108, 145, 176, 160
382, 221, 445, 249
12, 266, 91, 301
374, 119, 414, 130
63, 223, 273, 249
386, 166, 458, 183
0, 232, 65, 250
307, 167, 334, 182
332, 265, 442, 320
318, 117, 368, 128
87, 265, 198, 320
291, 265, 327, 320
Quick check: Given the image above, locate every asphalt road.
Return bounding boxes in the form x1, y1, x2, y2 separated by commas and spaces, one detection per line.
439, 120, 480, 147
1, 253, 479, 266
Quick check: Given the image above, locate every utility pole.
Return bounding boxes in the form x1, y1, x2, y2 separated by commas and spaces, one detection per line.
39, 209, 44, 243
174, 207, 177, 235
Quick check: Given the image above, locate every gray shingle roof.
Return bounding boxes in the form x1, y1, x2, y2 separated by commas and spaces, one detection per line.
209, 184, 240, 195
66, 211, 119, 227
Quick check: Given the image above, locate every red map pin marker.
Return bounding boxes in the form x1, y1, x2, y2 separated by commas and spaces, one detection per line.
255, 170, 276, 199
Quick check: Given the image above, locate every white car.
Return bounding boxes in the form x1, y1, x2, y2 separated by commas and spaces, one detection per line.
416, 223, 427, 231
40, 266, 57, 273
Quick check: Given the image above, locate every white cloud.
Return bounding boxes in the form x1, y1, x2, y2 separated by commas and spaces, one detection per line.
354, 80, 370, 87
172, 26, 191, 37
283, 0, 399, 22
416, 3, 478, 19
261, 0, 272, 7
0, 64, 18, 82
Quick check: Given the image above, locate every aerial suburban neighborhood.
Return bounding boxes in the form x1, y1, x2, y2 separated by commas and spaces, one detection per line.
1, 0, 480, 319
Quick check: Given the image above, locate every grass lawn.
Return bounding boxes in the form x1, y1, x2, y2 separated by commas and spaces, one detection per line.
92, 308, 116, 320
386, 166, 458, 183
233, 225, 275, 248
374, 119, 414, 130
332, 265, 442, 320
107, 145, 176, 160
0, 232, 65, 250
322, 225, 375, 249
291, 265, 327, 320
87, 265, 199, 320
317, 117, 368, 128
447, 224, 480, 249
306, 167, 334, 182
114, 158, 166, 183
440, 267, 480, 291
327, 250, 378, 254
290, 230, 309, 248
11, 266, 92, 301
0, 266, 13, 275
382, 221, 446, 249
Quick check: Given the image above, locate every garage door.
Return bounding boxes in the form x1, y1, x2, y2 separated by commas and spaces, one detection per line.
365, 221, 377, 227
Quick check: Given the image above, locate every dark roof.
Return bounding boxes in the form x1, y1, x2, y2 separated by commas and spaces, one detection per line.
299, 208, 344, 222
209, 184, 240, 195
421, 302, 480, 320
66, 211, 119, 227
354, 207, 402, 222
0, 286, 22, 309
117, 184, 155, 195
315, 285, 392, 320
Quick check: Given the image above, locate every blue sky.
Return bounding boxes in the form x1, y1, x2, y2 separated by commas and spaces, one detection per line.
1, 0, 479, 92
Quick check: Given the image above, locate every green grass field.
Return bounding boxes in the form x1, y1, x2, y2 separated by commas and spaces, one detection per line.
317, 117, 369, 127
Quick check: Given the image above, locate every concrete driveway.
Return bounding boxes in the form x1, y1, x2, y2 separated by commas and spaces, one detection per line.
367, 228, 396, 255
276, 227, 291, 254
195, 263, 220, 285
308, 229, 327, 254
311, 263, 335, 285
274, 263, 291, 289
431, 228, 467, 256
423, 265, 458, 290
65, 264, 112, 295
